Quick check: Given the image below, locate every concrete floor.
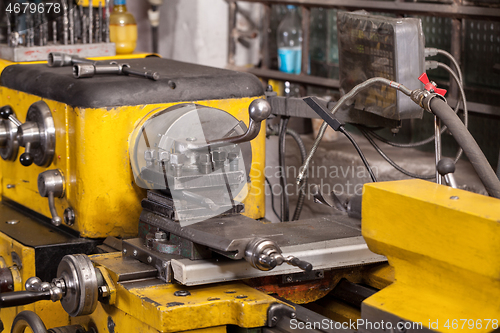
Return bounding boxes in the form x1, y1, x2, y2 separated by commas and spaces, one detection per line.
264, 131, 487, 222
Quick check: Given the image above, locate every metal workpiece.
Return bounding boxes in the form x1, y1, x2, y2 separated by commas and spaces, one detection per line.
37, 169, 65, 226
16, 100, 56, 167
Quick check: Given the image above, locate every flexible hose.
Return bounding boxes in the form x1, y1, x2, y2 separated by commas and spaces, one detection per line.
11, 311, 47, 333
368, 63, 467, 158
429, 98, 500, 198
297, 77, 411, 185
267, 125, 308, 221
339, 128, 378, 182
359, 127, 435, 180
278, 117, 290, 221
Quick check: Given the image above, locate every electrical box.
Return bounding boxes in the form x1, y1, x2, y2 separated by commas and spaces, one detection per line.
338, 11, 425, 122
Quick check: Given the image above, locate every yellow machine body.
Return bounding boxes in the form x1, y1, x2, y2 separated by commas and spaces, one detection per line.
0, 57, 266, 238
362, 179, 500, 332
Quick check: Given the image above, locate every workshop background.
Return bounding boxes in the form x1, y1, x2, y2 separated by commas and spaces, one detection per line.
126, 0, 499, 222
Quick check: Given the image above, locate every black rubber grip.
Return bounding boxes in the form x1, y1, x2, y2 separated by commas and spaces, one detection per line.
0, 106, 13, 120
288, 257, 313, 272
0, 290, 51, 308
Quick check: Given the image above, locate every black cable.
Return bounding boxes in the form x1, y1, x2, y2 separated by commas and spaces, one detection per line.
278, 116, 290, 221
338, 127, 377, 182
265, 177, 281, 221
359, 127, 435, 180
267, 125, 307, 221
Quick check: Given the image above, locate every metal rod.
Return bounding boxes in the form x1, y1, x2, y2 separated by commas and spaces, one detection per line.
300, 6, 310, 76
96, 1, 102, 43
97, 1, 104, 43
227, 1, 237, 66
89, 3, 93, 44
62, 0, 68, 44
52, 21, 57, 44
105, 0, 110, 43
434, 116, 442, 185
69, 0, 74, 44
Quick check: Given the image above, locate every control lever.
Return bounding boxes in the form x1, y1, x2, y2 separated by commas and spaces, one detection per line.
437, 158, 458, 188
73, 62, 160, 81
0, 255, 102, 317
188, 99, 271, 151
38, 170, 65, 226
0, 105, 22, 127
244, 238, 313, 272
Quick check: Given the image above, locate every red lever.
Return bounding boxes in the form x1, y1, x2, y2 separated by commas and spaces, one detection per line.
418, 73, 447, 97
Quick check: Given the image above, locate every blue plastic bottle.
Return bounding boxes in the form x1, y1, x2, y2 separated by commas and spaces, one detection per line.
277, 5, 303, 74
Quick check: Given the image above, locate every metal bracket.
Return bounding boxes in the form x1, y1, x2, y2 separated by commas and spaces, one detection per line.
267, 303, 296, 327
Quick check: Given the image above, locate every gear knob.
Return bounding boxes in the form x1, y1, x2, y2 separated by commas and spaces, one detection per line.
437, 158, 458, 189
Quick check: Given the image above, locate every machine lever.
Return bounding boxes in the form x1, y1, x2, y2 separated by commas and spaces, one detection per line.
73, 62, 160, 81
0, 290, 52, 308
0, 105, 22, 127
286, 256, 313, 272
437, 158, 458, 188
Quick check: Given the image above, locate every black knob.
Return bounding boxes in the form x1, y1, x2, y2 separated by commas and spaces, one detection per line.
0, 106, 13, 120
437, 157, 455, 176
20, 152, 33, 166
288, 257, 313, 272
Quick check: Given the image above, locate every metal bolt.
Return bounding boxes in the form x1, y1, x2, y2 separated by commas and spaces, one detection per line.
158, 150, 170, 163
147, 256, 153, 263
228, 152, 239, 172
122, 248, 127, 255
272, 316, 278, 323
144, 149, 157, 168
99, 285, 109, 298
450, 196, 459, 200
212, 150, 227, 168
133, 250, 138, 257
174, 290, 191, 297
285, 276, 293, 283
198, 153, 212, 174
186, 137, 197, 142
290, 312, 297, 319
155, 231, 167, 240
6, 184, 15, 189
162, 261, 168, 268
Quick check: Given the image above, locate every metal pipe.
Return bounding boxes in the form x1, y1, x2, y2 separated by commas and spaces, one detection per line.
89, 3, 93, 44
297, 77, 411, 185
105, 0, 110, 42
434, 116, 442, 185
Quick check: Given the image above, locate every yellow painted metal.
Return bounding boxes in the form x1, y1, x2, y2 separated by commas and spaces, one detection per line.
0, 232, 71, 331
72, 252, 281, 333
0, 91, 266, 238
362, 179, 500, 332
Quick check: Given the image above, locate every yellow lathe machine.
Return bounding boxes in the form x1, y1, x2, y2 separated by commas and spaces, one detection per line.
0, 12, 499, 333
